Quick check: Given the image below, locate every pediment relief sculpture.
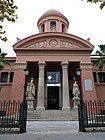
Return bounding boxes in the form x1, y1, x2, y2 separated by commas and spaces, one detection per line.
27, 39, 81, 49
49, 39, 58, 47
60, 41, 80, 48
29, 41, 47, 48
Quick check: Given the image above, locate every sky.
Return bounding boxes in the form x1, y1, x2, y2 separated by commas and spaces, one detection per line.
0, 0, 105, 56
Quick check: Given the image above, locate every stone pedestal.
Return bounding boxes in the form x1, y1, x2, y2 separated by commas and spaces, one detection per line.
72, 97, 80, 110
26, 97, 34, 109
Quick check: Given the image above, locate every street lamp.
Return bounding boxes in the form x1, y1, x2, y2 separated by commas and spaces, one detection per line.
23, 67, 29, 101
76, 68, 81, 76
76, 68, 82, 104
20, 66, 29, 133
76, 68, 85, 132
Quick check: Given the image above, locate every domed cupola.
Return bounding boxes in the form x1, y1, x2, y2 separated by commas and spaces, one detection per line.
37, 9, 69, 33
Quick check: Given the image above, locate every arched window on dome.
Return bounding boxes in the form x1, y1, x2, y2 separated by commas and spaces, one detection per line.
41, 23, 45, 32
62, 24, 65, 32
50, 21, 56, 30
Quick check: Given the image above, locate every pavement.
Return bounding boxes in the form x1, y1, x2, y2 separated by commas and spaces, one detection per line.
0, 121, 105, 140
27, 121, 79, 133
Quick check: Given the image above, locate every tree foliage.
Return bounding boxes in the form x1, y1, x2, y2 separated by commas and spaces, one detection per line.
0, 49, 10, 70
86, 0, 105, 9
0, 0, 18, 41
94, 45, 105, 70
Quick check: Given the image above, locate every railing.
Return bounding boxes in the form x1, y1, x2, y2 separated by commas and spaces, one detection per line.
78, 100, 105, 132
0, 100, 27, 133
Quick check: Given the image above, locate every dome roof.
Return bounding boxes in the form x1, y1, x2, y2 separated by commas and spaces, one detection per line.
43, 9, 63, 16
37, 9, 69, 26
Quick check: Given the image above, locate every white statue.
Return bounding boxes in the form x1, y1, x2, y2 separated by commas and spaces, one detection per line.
73, 80, 80, 98
26, 78, 35, 99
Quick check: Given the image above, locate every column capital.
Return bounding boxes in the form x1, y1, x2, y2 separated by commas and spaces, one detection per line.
61, 62, 69, 68
38, 62, 46, 68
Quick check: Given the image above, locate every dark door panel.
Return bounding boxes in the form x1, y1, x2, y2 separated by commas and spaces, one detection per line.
47, 86, 59, 109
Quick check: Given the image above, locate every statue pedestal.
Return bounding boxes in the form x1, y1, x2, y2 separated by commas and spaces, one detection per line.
26, 97, 34, 109
72, 97, 80, 110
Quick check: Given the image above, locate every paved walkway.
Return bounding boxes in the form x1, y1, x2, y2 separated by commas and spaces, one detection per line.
1, 121, 105, 140
27, 121, 79, 133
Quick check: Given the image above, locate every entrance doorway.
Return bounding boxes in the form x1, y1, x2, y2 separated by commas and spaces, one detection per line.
47, 86, 59, 109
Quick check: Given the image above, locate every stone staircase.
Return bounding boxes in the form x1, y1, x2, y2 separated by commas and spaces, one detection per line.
27, 109, 78, 121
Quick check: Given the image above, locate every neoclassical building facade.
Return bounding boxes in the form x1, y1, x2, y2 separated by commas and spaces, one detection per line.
0, 10, 105, 110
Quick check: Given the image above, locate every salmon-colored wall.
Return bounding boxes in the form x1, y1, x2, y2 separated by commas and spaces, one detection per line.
0, 84, 12, 101
81, 69, 97, 101
10, 69, 25, 101
95, 84, 105, 100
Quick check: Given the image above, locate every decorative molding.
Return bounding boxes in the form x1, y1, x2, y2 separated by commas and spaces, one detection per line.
49, 39, 58, 47
29, 41, 47, 48
80, 62, 93, 69
60, 41, 80, 48
15, 62, 27, 69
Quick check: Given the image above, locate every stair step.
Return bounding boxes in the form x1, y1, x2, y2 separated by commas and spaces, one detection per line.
27, 109, 78, 121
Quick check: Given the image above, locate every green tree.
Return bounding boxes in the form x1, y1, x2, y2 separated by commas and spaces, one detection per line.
94, 44, 105, 70
0, 0, 18, 41
86, 0, 105, 9
0, 49, 10, 70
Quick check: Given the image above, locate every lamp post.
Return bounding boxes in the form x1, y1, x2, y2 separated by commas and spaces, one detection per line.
23, 67, 29, 101
76, 67, 85, 132
20, 66, 29, 133
76, 68, 82, 104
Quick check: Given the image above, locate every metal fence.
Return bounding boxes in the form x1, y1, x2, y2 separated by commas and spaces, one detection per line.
0, 100, 27, 133
78, 101, 105, 132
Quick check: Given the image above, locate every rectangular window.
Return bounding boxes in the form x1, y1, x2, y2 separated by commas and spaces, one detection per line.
9, 72, 14, 83
93, 72, 97, 83
47, 72, 60, 86
98, 72, 105, 83
1, 72, 8, 83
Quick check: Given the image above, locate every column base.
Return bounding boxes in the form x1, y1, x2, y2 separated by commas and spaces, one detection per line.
62, 107, 71, 111
36, 107, 45, 110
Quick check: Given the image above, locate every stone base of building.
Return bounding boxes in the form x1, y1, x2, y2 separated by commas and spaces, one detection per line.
62, 107, 71, 111
36, 107, 45, 110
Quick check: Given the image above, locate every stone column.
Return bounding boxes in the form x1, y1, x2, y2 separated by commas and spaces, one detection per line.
96, 72, 99, 83
36, 62, 45, 110
45, 20, 48, 32
61, 62, 71, 110
7, 72, 10, 83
